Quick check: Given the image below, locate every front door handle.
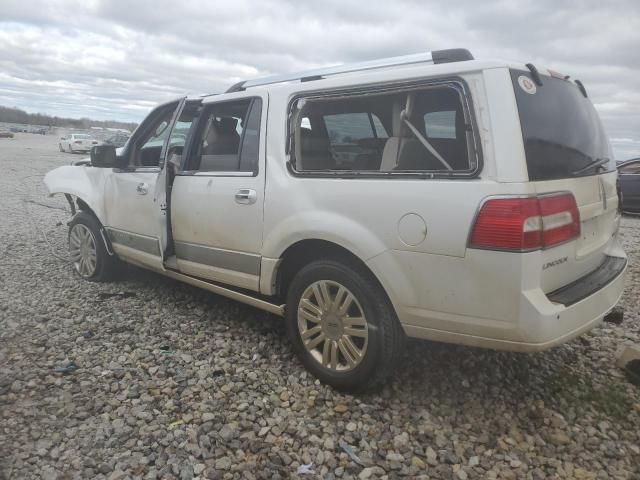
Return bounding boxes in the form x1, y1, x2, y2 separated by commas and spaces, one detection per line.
136, 182, 149, 195
235, 188, 257, 205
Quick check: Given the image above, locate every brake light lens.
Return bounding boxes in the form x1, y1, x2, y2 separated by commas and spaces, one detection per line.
469, 193, 580, 251
74, 140, 82, 144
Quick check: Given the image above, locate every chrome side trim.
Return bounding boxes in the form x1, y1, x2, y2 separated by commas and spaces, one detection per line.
106, 227, 160, 256
175, 258, 259, 291
100, 228, 115, 256
162, 269, 285, 316
174, 241, 260, 276
176, 171, 255, 177
113, 167, 161, 173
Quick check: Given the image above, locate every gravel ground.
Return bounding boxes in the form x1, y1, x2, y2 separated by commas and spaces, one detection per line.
1, 133, 639, 480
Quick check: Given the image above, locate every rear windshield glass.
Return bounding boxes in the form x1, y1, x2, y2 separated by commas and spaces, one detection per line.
510, 70, 611, 181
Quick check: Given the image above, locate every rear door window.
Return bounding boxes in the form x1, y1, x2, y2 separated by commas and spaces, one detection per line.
186, 98, 262, 173
510, 70, 612, 181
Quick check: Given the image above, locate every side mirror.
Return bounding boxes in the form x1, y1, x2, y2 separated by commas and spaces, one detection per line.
90, 145, 119, 168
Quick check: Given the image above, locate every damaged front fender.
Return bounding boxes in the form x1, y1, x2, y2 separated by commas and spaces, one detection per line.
43, 165, 109, 224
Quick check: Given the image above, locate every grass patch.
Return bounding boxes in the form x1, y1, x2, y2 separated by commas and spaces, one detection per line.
548, 368, 633, 420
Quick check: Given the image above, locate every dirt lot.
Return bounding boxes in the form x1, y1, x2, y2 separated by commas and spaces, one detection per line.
1, 133, 639, 479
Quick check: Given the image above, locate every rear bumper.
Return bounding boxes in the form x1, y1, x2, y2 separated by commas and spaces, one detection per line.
399, 255, 627, 352
547, 256, 626, 306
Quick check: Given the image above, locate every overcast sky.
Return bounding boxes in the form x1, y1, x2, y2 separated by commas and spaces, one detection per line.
0, 0, 638, 159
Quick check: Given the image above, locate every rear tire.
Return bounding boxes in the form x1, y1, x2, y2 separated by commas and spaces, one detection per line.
68, 212, 118, 282
58, 143, 64, 152
285, 258, 405, 392
68, 143, 74, 153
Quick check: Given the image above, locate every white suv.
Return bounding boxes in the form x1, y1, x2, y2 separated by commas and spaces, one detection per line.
45, 49, 627, 391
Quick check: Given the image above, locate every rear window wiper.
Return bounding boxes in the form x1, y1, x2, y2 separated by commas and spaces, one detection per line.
571, 157, 610, 176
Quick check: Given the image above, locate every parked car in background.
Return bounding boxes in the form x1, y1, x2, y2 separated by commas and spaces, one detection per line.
59, 133, 99, 153
103, 132, 130, 148
45, 49, 627, 391
618, 158, 640, 213
0, 127, 14, 138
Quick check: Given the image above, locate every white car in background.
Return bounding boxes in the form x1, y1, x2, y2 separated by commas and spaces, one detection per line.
59, 133, 98, 153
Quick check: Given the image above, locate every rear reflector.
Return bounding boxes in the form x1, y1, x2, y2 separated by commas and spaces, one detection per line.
469, 193, 580, 252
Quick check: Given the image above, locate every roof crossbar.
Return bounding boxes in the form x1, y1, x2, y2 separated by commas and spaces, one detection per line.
225, 48, 473, 93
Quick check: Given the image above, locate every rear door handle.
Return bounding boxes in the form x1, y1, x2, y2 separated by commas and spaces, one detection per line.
235, 188, 257, 204
136, 182, 148, 195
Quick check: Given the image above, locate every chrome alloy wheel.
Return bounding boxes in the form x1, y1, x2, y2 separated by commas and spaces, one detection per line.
297, 280, 369, 372
69, 223, 98, 278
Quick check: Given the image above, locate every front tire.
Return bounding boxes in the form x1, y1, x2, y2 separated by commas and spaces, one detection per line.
68, 212, 117, 281
285, 258, 404, 392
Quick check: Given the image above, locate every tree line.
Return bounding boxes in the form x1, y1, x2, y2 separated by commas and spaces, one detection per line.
0, 105, 137, 131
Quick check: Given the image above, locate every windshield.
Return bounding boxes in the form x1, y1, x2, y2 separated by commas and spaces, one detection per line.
73, 134, 90, 139
510, 69, 612, 181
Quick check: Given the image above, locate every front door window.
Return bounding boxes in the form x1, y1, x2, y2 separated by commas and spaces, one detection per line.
131, 106, 177, 168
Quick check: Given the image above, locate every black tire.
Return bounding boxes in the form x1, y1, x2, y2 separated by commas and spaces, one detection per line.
68, 143, 74, 153
285, 258, 405, 392
68, 211, 118, 282
58, 143, 63, 152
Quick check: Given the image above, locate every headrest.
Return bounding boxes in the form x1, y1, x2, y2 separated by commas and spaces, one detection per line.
218, 117, 238, 135
205, 119, 219, 143
300, 128, 330, 153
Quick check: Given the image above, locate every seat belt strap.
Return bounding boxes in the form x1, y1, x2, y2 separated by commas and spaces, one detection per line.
402, 118, 453, 171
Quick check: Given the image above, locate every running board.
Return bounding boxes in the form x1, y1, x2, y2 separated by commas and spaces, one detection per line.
162, 269, 285, 317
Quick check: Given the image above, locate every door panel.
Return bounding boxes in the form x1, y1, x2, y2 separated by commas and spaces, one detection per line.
171, 176, 263, 290
157, 99, 202, 257
171, 174, 264, 290
104, 169, 163, 270
170, 95, 267, 291
102, 98, 186, 271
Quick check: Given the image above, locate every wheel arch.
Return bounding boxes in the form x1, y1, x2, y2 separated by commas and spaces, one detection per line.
272, 239, 396, 309
43, 165, 108, 225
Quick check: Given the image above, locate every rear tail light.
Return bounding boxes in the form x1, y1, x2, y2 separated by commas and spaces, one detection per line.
74, 140, 82, 144
469, 193, 580, 252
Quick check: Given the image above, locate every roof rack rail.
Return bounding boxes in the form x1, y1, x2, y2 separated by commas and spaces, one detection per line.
224, 48, 473, 93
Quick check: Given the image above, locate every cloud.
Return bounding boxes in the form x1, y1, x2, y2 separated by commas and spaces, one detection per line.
0, 0, 638, 159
